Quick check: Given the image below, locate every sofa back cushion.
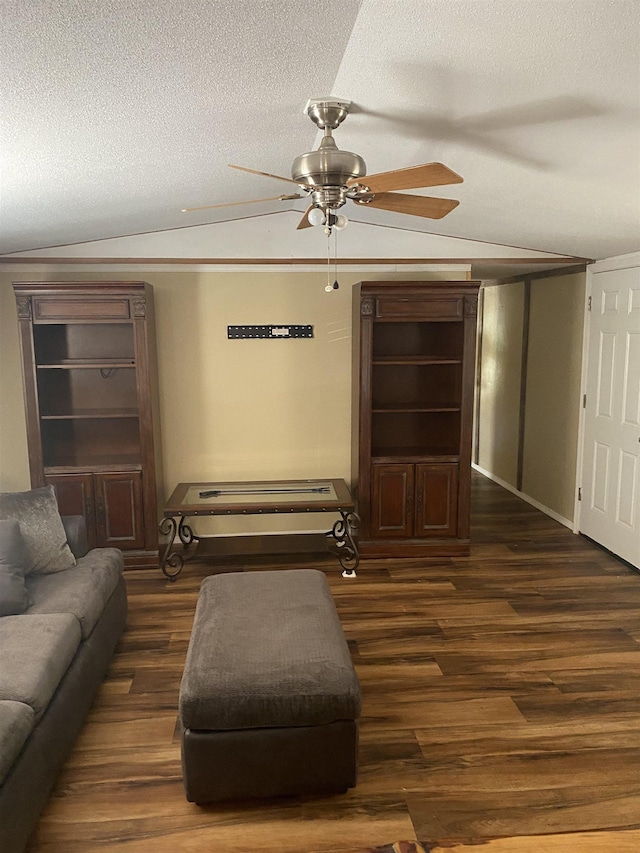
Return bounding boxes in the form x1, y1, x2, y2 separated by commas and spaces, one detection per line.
0, 519, 30, 615
0, 486, 76, 575
26, 547, 124, 640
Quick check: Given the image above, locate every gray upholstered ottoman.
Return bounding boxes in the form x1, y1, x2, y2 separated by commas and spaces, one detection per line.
179, 569, 361, 803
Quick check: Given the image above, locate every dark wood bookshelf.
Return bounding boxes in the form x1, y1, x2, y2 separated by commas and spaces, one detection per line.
13, 281, 162, 565
352, 280, 479, 556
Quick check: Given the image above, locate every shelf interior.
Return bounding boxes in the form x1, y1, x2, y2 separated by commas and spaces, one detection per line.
34, 323, 135, 365
41, 419, 141, 469
372, 362, 462, 410
371, 410, 461, 457
37, 365, 139, 417
373, 321, 464, 359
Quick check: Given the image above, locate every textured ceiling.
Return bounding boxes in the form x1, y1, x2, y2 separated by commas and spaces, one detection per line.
2, 0, 639, 260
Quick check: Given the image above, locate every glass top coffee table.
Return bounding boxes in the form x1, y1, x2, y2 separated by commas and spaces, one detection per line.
159, 478, 359, 580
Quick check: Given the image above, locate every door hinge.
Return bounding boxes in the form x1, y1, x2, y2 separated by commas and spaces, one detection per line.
578, 487, 582, 501
583, 394, 587, 408
588, 295, 592, 311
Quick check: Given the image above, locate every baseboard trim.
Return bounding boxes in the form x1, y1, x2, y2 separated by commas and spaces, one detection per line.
472, 463, 574, 530
122, 549, 160, 569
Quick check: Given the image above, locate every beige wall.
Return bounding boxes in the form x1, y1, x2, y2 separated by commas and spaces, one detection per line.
477, 282, 525, 487
522, 273, 585, 520
477, 271, 585, 523
0, 267, 465, 535
0, 279, 30, 490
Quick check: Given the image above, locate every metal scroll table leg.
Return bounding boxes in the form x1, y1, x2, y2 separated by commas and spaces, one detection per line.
330, 510, 360, 578
159, 516, 185, 581
178, 516, 198, 548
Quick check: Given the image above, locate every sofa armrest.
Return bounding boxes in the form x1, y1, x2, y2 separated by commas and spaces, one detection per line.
61, 515, 89, 559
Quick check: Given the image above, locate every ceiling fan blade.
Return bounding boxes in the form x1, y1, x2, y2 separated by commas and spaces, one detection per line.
296, 206, 314, 230
348, 163, 463, 193
181, 194, 301, 213
229, 164, 302, 186
354, 192, 459, 220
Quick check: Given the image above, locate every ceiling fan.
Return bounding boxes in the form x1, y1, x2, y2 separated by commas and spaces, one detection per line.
182, 99, 463, 232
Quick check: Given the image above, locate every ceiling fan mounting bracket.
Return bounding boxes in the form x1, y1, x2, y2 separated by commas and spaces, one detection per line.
304, 99, 352, 130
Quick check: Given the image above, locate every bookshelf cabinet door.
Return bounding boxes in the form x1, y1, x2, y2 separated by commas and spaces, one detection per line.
46, 473, 97, 550
94, 472, 144, 549
415, 463, 459, 537
370, 464, 414, 538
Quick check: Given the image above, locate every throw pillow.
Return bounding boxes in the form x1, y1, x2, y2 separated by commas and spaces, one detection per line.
0, 519, 30, 615
0, 485, 76, 575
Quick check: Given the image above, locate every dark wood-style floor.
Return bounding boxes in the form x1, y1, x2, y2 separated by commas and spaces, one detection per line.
27, 473, 640, 852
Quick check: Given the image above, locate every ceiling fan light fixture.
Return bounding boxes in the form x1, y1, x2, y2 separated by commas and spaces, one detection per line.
307, 207, 326, 226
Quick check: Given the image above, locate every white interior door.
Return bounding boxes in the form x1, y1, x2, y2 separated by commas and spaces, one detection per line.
579, 264, 640, 568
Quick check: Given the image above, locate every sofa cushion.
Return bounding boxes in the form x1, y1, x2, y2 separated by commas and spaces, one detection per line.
25, 548, 124, 640
0, 700, 35, 786
0, 613, 81, 720
0, 520, 30, 616
0, 486, 76, 575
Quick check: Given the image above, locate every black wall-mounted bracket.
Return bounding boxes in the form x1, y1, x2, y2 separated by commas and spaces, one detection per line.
227, 325, 314, 339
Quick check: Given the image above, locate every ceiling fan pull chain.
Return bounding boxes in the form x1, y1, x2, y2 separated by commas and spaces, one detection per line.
325, 227, 332, 292
333, 227, 339, 290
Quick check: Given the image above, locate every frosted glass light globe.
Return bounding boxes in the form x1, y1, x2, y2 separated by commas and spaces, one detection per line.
308, 207, 325, 226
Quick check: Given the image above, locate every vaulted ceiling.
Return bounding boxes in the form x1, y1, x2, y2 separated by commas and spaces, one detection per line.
2, 0, 639, 267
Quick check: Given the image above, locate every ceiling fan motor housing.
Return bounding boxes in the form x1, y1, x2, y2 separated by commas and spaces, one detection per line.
292, 147, 367, 188
292, 98, 366, 204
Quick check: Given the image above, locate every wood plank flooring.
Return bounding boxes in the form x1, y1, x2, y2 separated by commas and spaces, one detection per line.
26, 473, 640, 852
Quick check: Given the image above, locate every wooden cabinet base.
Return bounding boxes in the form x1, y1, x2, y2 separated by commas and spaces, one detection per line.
358, 538, 470, 558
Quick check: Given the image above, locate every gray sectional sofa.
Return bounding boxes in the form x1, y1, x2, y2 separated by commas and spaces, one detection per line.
0, 487, 127, 853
